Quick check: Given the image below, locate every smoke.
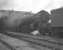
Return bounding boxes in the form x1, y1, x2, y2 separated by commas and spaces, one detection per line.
0, 0, 7, 9
0, 0, 13, 9
0, 0, 63, 13
0, 0, 63, 27
44, 0, 63, 13
0, 0, 32, 11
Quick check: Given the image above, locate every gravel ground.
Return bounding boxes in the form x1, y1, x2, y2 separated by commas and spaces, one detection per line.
0, 33, 53, 50
0, 41, 11, 50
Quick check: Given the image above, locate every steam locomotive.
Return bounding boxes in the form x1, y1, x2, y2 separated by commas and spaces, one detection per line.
18, 7, 63, 38
0, 7, 63, 38
50, 7, 63, 38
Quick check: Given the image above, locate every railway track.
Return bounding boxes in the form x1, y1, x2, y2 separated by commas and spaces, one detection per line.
0, 32, 63, 50
0, 39, 15, 50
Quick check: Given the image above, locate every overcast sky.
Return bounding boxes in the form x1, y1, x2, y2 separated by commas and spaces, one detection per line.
0, 0, 63, 13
